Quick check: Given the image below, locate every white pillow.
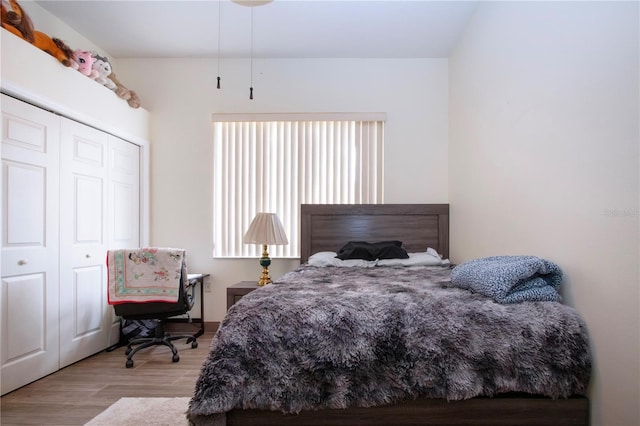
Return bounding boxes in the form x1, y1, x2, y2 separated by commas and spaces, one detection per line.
377, 248, 450, 267
307, 251, 338, 266
307, 251, 378, 268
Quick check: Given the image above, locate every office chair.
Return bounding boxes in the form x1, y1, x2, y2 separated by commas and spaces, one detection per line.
107, 248, 199, 368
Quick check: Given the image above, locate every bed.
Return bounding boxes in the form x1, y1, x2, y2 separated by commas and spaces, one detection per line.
188, 204, 591, 426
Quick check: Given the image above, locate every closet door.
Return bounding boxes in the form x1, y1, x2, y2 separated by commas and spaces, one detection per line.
59, 118, 109, 367
1, 95, 60, 395
106, 135, 140, 345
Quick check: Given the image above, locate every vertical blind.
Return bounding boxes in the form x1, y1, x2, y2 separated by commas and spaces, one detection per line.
212, 113, 385, 258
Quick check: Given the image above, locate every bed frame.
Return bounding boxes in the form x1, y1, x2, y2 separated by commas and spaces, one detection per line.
225, 204, 589, 426
299, 203, 450, 263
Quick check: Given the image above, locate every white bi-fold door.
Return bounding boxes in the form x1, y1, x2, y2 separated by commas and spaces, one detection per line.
58, 119, 141, 366
1, 95, 61, 395
106, 135, 141, 347
58, 118, 110, 368
1, 94, 142, 393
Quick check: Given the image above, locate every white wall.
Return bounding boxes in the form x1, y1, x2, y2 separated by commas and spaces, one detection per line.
449, 2, 639, 425
116, 57, 449, 323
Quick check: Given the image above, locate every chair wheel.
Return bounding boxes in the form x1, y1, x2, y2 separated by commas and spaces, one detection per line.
191, 341, 198, 349
126, 359, 134, 368
172, 354, 180, 362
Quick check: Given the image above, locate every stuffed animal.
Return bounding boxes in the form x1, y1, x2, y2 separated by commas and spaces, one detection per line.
127, 90, 141, 109
1, 0, 74, 67
71, 49, 99, 79
91, 54, 117, 90
109, 71, 141, 109
1, 0, 33, 42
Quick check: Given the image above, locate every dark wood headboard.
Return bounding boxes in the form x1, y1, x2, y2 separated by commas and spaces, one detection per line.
300, 204, 449, 264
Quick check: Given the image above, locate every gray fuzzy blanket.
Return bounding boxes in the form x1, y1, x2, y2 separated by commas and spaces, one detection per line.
187, 265, 590, 424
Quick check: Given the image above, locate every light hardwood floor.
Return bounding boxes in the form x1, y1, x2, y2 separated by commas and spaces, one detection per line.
0, 331, 215, 425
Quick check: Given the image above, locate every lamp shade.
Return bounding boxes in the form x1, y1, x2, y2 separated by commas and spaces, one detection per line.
243, 213, 288, 245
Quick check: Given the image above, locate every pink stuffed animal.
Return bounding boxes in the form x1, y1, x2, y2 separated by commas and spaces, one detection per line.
71, 49, 99, 79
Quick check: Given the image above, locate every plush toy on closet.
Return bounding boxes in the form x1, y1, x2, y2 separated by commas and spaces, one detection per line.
1, 0, 74, 67
91, 54, 117, 90
71, 49, 99, 79
108, 69, 141, 109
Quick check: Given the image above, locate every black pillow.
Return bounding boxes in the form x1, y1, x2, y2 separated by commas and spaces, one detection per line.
336, 240, 408, 261
336, 241, 378, 261
376, 243, 409, 260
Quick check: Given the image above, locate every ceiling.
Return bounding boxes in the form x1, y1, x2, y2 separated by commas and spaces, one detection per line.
34, 0, 479, 59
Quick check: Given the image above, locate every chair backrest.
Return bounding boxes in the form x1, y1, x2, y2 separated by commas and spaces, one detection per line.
113, 268, 194, 320
109, 248, 194, 320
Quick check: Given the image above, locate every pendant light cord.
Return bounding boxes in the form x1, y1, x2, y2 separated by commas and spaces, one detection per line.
249, 7, 254, 99
217, 0, 222, 89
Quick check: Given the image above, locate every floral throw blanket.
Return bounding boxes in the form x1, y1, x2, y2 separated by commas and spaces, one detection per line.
187, 264, 591, 425
107, 248, 186, 304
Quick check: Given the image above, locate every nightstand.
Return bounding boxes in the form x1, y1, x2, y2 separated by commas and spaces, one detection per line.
227, 281, 260, 310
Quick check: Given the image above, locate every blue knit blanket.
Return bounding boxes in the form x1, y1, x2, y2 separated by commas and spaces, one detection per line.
450, 256, 563, 303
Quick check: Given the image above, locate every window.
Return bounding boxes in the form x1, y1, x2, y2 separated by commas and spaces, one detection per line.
212, 113, 385, 258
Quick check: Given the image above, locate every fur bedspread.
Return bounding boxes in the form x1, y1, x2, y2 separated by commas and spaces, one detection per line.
187, 265, 591, 424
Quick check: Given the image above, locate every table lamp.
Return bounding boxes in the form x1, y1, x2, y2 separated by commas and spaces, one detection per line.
243, 212, 288, 286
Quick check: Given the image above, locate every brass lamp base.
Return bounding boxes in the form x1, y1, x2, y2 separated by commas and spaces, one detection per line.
257, 244, 272, 286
